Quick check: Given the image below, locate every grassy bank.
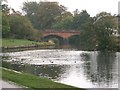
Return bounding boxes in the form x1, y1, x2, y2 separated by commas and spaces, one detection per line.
2, 38, 55, 48
2, 38, 37, 47
2, 68, 84, 89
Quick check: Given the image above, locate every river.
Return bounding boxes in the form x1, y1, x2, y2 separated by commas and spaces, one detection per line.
1, 49, 120, 89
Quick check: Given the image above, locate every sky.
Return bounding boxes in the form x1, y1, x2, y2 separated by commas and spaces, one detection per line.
5, 0, 120, 16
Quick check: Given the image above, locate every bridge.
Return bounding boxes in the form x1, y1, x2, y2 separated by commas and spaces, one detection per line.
42, 31, 80, 39
41, 31, 80, 45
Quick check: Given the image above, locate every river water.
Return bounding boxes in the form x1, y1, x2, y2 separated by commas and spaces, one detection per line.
1, 49, 120, 89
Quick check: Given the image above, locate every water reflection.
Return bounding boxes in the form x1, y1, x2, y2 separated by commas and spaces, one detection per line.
1, 50, 119, 88
82, 52, 118, 88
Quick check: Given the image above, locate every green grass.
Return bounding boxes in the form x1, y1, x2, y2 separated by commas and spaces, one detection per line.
0, 39, 2, 47
2, 38, 55, 47
2, 38, 36, 47
2, 68, 84, 89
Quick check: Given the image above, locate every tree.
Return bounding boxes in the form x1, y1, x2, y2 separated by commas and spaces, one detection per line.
77, 12, 117, 51
2, 4, 10, 14
9, 14, 41, 41
22, 2, 39, 29
94, 12, 117, 50
52, 12, 73, 30
117, 15, 120, 34
52, 10, 91, 30
79, 19, 97, 50
0, 18, 1, 38
1, 3, 10, 38
72, 10, 90, 30
22, 1, 67, 30
2, 13, 10, 37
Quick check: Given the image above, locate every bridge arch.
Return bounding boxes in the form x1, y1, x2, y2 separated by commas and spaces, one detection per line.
68, 35, 80, 46
42, 35, 64, 45
42, 31, 80, 39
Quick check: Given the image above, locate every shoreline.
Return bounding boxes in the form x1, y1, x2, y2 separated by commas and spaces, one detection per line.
2, 46, 120, 52
2, 67, 85, 89
2, 45, 55, 52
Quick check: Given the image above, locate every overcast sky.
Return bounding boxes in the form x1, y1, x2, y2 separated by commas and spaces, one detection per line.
6, 0, 120, 16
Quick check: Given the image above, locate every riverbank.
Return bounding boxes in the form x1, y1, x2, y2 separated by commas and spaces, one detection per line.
2, 68, 85, 89
1, 38, 55, 52
1, 38, 120, 52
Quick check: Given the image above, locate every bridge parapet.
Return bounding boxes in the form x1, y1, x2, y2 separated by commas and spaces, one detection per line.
42, 31, 80, 39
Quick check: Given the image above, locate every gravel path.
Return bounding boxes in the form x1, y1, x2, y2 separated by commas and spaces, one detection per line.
0, 79, 24, 89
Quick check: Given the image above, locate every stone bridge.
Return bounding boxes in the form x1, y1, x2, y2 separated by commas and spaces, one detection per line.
41, 31, 80, 45
42, 31, 80, 39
